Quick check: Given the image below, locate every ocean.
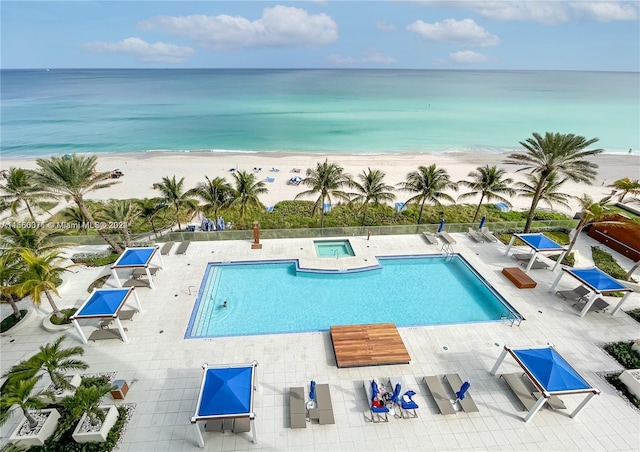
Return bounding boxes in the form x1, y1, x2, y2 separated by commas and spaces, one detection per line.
1, 69, 638, 158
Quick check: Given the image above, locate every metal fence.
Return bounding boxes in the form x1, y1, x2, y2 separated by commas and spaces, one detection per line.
49, 219, 579, 246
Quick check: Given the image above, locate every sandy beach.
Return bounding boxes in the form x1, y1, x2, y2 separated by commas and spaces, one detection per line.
3, 151, 639, 215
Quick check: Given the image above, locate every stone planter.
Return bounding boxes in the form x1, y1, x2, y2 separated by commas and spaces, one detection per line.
50, 374, 82, 403
619, 369, 640, 399
72, 405, 118, 443
41, 314, 73, 332
0, 309, 36, 336
9, 408, 61, 448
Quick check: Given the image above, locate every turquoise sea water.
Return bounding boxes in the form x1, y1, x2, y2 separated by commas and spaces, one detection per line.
185, 256, 518, 338
1, 69, 638, 157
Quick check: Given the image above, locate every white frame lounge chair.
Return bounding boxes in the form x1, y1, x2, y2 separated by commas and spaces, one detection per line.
423, 376, 456, 415
467, 228, 485, 243
481, 227, 498, 242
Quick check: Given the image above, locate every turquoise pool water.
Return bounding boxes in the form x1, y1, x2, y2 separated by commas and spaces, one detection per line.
185, 255, 520, 338
314, 240, 355, 258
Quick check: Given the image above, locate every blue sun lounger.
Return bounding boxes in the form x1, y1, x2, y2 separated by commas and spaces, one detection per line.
364, 380, 389, 422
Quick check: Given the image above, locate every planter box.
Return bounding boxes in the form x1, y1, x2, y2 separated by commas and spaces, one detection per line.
72, 405, 118, 443
0, 309, 36, 336
9, 408, 60, 448
42, 314, 74, 332
619, 369, 640, 399
51, 374, 82, 403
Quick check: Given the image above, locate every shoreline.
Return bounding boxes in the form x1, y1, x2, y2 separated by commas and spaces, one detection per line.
3, 151, 639, 215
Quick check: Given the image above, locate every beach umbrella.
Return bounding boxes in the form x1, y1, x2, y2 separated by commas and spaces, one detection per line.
437, 219, 445, 233
479, 216, 486, 230
309, 380, 316, 401
455, 381, 471, 402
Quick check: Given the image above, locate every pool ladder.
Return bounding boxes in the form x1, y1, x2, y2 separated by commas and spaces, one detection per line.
334, 249, 339, 259
501, 312, 522, 327
441, 243, 455, 258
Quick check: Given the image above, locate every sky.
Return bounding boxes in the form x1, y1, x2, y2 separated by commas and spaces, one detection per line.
1, 1, 639, 71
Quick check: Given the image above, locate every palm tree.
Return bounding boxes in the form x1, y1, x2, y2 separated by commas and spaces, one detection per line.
295, 160, 352, 228
152, 176, 198, 231
58, 205, 92, 233
3, 336, 88, 391
135, 198, 164, 234
0, 254, 24, 320
563, 194, 632, 260
228, 171, 268, 222
0, 225, 74, 255
0, 168, 53, 218
457, 165, 515, 223
609, 177, 640, 202
397, 164, 457, 224
504, 132, 603, 232
349, 168, 396, 226
34, 154, 123, 252
190, 176, 233, 219
15, 250, 71, 319
60, 383, 112, 427
97, 200, 140, 247
515, 172, 574, 211
0, 378, 54, 429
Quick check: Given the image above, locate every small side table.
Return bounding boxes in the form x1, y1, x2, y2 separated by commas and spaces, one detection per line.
111, 379, 129, 399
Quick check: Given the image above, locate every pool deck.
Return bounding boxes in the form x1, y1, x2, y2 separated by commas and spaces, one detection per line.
1, 231, 639, 451
330, 323, 411, 368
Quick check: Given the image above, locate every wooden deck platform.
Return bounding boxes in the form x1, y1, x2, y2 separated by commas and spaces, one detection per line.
330, 323, 411, 368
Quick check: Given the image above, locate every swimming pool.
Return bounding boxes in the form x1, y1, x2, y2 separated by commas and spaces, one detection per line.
186, 255, 520, 338
314, 239, 355, 258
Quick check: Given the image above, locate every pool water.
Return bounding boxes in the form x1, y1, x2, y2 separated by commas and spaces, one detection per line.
185, 255, 520, 338
314, 240, 355, 257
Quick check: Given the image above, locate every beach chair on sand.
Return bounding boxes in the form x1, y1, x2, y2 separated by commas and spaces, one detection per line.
467, 228, 485, 243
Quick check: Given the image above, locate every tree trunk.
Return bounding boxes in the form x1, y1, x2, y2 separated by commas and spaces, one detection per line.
418, 199, 426, 224
175, 205, 182, 231
122, 227, 132, 247
25, 201, 35, 219
75, 196, 123, 253
563, 222, 587, 262
320, 195, 326, 229
361, 204, 368, 227
3, 294, 22, 319
523, 175, 548, 233
625, 260, 640, 280
619, 191, 627, 202
472, 194, 485, 223
23, 408, 38, 429
45, 289, 63, 319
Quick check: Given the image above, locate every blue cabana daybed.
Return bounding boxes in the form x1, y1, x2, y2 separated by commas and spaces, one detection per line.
549, 267, 634, 317
110, 246, 164, 289
490, 344, 600, 423
504, 233, 567, 273
71, 287, 142, 344
191, 362, 259, 447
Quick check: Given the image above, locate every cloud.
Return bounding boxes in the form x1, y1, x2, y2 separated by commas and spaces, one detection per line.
419, 1, 569, 24
328, 51, 397, 65
138, 5, 338, 50
375, 21, 396, 31
449, 50, 488, 64
407, 18, 499, 47
81, 38, 194, 63
570, 1, 638, 22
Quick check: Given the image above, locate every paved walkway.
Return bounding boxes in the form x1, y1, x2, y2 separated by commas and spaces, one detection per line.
1, 232, 639, 452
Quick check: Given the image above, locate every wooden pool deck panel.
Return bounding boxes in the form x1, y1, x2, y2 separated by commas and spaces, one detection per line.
330, 323, 411, 368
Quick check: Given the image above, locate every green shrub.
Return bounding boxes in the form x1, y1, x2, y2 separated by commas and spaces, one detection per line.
0, 309, 28, 333
603, 341, 640, 369
49, 308, 77, 326
626, 308, 640, 323
72, 252, 119, 267
548, 252, 575, 267
533, 211, 572, 221
542, 231, 570, 245
591, 246, 628, 280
